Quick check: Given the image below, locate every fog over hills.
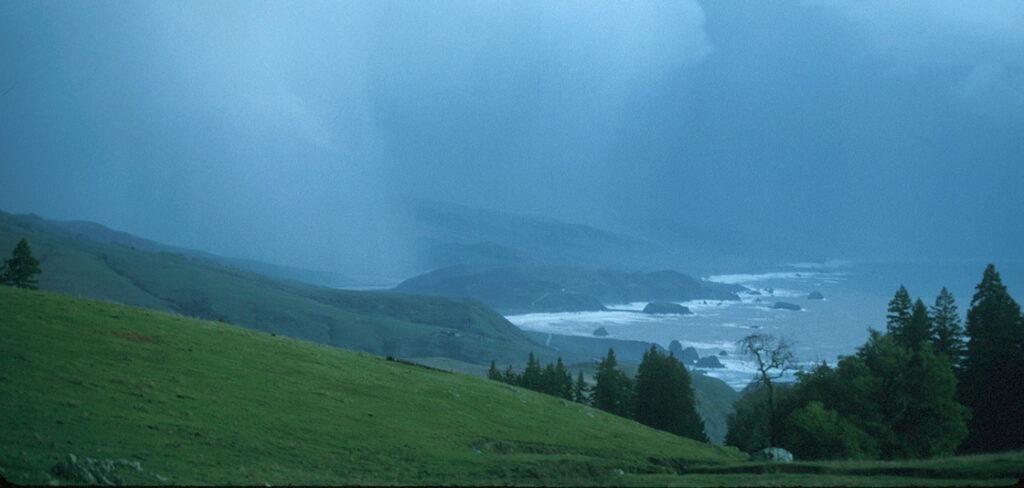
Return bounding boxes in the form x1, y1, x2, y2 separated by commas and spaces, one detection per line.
2, 1, 1022, 281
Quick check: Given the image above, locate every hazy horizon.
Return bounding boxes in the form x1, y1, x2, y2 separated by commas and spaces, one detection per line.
2, 1, 1022, 277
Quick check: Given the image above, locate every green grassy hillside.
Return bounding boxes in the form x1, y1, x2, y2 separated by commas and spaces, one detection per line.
0, 211, 545, 366
0, 211, 750, 442
3, 288, 1022, 486
0, 287, 747, 485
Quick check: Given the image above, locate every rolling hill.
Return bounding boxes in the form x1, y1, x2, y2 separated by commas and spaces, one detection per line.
4, 287, 1021, 486
0, 287, 744, 485
0, 209, 745, 442
0, 210, 543, 366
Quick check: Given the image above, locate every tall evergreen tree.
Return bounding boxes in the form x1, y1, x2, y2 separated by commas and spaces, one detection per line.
487, 361, 501, 381
1, 238, 41, 289
886, 285, 913, 336
960, 264, 1024, 452
573, 370, 589, 404
521, 352, 543, 391
551, 357, 573, 400
593, 348, 633, 418
894, 298, 933, 351
634, 346, 707, 441
930, 287, 965, 369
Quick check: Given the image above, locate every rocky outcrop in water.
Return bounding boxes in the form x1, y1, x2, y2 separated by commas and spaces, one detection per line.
773, 302, 802, 311
695, 355, 725, 368
641, 302, 692, 315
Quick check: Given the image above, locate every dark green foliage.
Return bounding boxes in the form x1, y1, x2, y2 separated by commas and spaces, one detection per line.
894, 298, 933, 351
593, 349, 634, 417
725, 385, 772, 453
960, 264, 1024, 452
489, 354, 576, 402
1, 238, 41, 289
857, 333, 966, 458
572, 370, 589, 404
521, 353, 544, 391
930, 287, 965, 370
783, 401, 876, 460
545, 357, 573, 400
633, 346, 707, 442
791, 331, 967, 459
728, 296, 970, 460
886, 285, 913, 334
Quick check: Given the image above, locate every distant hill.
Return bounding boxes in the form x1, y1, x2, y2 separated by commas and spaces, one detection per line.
401, 200, 805, 276
41, 215, 358, 288
395, 264, 744, 314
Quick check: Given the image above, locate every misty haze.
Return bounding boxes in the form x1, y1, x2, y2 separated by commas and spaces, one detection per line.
2, 1, 1022, 485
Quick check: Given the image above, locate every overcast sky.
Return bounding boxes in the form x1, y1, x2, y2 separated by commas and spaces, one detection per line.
1, 1, 1022, 275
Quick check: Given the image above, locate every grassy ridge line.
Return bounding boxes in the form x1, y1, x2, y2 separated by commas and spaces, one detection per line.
0, 211, 547, 365
0, 287, 745, 486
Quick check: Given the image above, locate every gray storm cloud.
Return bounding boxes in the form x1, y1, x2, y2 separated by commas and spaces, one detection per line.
1, 1, 1021, 278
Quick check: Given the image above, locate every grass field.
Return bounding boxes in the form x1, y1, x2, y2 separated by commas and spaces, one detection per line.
2, 287, 1021, 486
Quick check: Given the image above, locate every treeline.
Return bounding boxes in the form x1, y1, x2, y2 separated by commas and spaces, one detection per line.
487, 354, 585, 402
489, 347, 707, 442
727, 264, 1024, 460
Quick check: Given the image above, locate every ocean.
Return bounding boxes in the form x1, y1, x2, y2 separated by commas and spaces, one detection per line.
506, 259, 1024, 390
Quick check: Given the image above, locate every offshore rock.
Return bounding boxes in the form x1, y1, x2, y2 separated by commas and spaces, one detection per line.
641, 302, 692, 315
773, 301, 802, 311
680, 346, 700, 365
695, 355, 725, 368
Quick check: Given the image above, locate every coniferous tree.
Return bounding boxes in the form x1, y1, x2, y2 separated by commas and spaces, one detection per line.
784, 330, 967, 459
593, 349, 633, 417
521, 352, 543, 391
634, 346, 707, 441
960, 264, 1024, 452
552, 357, 573, 400
894, 298, 932, 351
930, 287, 965, 369
573, 370, 589, 404
487, 361, 502, 381
2, 238, 41, 289
502, 364, 519, 385
855, 331, 967, 458
886, 285, 913, 336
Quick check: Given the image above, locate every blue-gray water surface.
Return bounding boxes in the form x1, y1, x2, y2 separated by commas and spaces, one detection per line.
507, 260, 1024, 390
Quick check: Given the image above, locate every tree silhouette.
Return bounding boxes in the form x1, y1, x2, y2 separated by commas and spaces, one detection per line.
2, 238, 41, 289
738, 333, 795, 447
930, 287, 965, 369
960, 264, 1024, 452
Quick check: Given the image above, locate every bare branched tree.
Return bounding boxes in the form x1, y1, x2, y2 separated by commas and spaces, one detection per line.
738, 333, 796, 447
